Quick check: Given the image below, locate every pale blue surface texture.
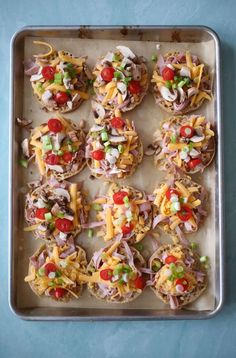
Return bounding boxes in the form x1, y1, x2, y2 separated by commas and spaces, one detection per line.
0, 1, 235, 357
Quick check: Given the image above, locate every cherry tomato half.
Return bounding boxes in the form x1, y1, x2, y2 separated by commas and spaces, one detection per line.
42, 66, 55, 80
177, 205, 192, 222
35, 208, 49, 220
165, 255, 178, 265
44, 263, 57, 276
111, 117, 125, 129
113, 191, 128, 205
53, 287, 67, 299
48, 118, 63, 133
128, 80, 141, 94
45, 153, 59, 165
134, 275, 145, 290
180, 125, 195, 138
55, 218, 73, 232
165, 188, 180, 200
54, 92, 69, 105
175, 277, 189, 291
62, 152, 73, 163
122, 223, 134, 235
91, 150, 105, 161
101, 67, 115, 82
162, 66, 175, 81
188, 158, 202, 170
100, 269, 113, 281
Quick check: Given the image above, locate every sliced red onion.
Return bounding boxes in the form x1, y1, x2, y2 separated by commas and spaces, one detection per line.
173, 99, 190, 112
169, 295, 179, 309
175, 226, 189, 246
139, 202, 151, 212
140, 268, 154, 274
157, 54, 165, 74
184, 220, 193, 232
24, 59, 40, 76
187, 87, 199, 98
112, 252, 125, 260
159, 87, 178, 102
92, 247, 105, 269
81, 220, 106, 229
53, 188, 70, 202
152, 214, 166, 229
178, 87, 186, 103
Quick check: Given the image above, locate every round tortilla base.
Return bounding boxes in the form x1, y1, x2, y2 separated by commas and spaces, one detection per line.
87, 246, 146, 303
28, 245, 87, 302
86, 140, 143, 181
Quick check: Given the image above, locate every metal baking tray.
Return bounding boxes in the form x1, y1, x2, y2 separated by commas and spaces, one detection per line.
9, 26, 224, 320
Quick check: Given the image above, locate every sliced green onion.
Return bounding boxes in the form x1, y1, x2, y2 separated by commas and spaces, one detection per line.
114, 71, 122, 79
176, 272, 185, 278
184, 77, 191, 85
169, 263, 176, 271
178, 80, 186, 88
104, 141, 110, 147
112, 54, 120, 62
123, 196, 129, 204
134, 243, 143, 251
43, 144, 53, 151
171, 135, 176, 143
118, 144, 124, 153
152, 260, 161, 272
151, 54, 157, 62
118, 278, 125, 285
36, 82, 44, 93
42, 135, 51, 145
92, 203, 102, 211
88, 229, 93, 238
57, 150, 64, 156
57, 278, 64, 285
63, 72, 70, 79
117, 65, 125, 71
55, 271, 62, 277
49, 222, 55, 231
190, 242, 198, 250
68, 144, 73, 152
38, 267, 45, 277
105, 146, 111, 153
45, 212, 52, 221
66, 63, 77, 78
123, 77, 132, 86
188, 142, 194, 151
67, 139, 73, 145
48, 281, 55, 287
165, 80, 172, 89
101, 131, 108, 141
123, 265, 132, 274
174, 75, 180, 82
179, 197, 185, 204
66, 89, 71, 95
200, 255, 208, 263
19, 159, 28, 168
176, 265, 184, 273
172, 83, 177, 89
54, 73, 63, 84
57, 212, 65, 218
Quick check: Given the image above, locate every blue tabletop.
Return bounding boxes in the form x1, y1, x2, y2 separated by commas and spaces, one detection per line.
0, 1, 235, 357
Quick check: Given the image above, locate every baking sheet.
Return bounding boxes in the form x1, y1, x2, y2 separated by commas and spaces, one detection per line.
15, 35, 216, 312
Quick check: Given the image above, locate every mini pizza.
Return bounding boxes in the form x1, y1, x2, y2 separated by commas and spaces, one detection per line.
92, 46, 148, 113
24, 178, 89, 243
24, 243, 87, 301
79, 241, 146, 303
24, 41, 91, 112
87, 183, 152, 243
149, 244, 208, 309
151, 51, 212, 114
21, 115, 86, 180
152, 176, 207, 242
154, 115, 215, 174
85, 115, 143, 180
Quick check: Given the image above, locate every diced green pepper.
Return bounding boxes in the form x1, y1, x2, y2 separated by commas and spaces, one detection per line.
101, 131, 108, 141
38, 267, 45, 277
57, 212, 65, 218
165, 80, 172, 89
88, 229, 93, 238
54, 73, 63, 85
45, 212, 52, 221
190, 242, 198, 250
112, 54, 120, 62
171, 135, 177, 144
118, 144, 124, 153
123, 76, 132, 86
19, 159, 28, 168
57, 150, 64, 156
114, 71, 122, 79
178, 80, 186, 88
151, 54, 157, 62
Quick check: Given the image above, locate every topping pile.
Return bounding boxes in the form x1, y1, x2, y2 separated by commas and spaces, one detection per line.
24, 244, 87, 301
21, 115, 86, 179
152, 176, 207, 242
80, 241, 146, 303
92, 46, 148, 113
24, 41, 91, 112
86, 116, 143, 180
24, 178, 89, 243
154, 115, 215, 173
152, 51, 212, 113
90, 183, 152, 243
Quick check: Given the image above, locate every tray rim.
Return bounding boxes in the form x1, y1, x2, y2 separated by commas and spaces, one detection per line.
8, 25, 224, 321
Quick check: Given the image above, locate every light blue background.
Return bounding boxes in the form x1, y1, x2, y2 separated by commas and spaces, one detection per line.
0, 1, 235, 357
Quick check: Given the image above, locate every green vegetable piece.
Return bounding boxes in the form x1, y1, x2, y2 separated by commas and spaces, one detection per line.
176, 272, 185, 278
48, 281, 55, 287
42, 135, 51, 145
66, 89, 71, 95
57, 278, 64, 285
165, 80, 172, 89
118, 144, 124, 153
43, 144, 53, 151
66, 63, 77, 78
55, 271, 62, 277
171, 135, 176, 144
118, 278, 125, 285
38, 267, 45, 277
169, 263, 176, 271
49, 222, 55, 231
92, 203, 102, 211
57, 150, 64, 156
57, 212, 65, 218
184, 77, 191, 85
122, 265, 132, 273
178, 80, 186, 88
190, 242, 198, 250
151, 54, 157, 62
114, 71, 122, 79
54, 73, 63, 85
152, 260, 161, 272
45, 212, 52, 221
123, 196, 129, 204
104, 141, 110, 147
117, 65, 125, 71
88, 229, 93, 238
176, 265, 184, 273
64, 72, 70, 79
112, 54, 120, 62
134, 243, 143, 252
179, 197, 185, 204
68, 144, 73, 152
36, 82, 44, 93
19, 159, 28, 168
200, 255, 208, 263
188, 142, 194, 151
105, 146, 111, 153
101, 131, 108, 142
123, 77, 132, 86
172, 83, 177, 89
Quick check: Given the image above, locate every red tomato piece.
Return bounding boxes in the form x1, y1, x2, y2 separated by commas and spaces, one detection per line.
165, 188, 180, 200
101, 67, 115, 82
134, 275, 145, 290
177, 205, 192, 222
165, 255, 178, 265
188, 158, 202, 170
55, 218, 73, 232
35, 208, 49, 220
45, 153, 59, 165
53, 287, 67, 299
128, 80, 141, 94
122, 223, 134, 235
162, 66, 175, 81
44, 263, 57, 276
41, 66, 55, 80
62, 152, 73, 163
111, 117, 125, 129
100, 269, 113, 281
175, 277, 189, 291
91, 150, 105, 161
54, 92, 69, 105
113, 191, 128, 205
48, 118, 63, 133
180, 125, 195, 138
